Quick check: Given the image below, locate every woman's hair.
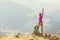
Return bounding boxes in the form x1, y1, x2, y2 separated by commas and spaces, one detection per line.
39, 13, 41, 15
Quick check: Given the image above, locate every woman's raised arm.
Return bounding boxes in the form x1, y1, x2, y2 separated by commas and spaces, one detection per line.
42, 8, 44, 17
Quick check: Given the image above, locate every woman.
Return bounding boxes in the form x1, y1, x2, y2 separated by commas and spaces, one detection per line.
38, 8, 44, 35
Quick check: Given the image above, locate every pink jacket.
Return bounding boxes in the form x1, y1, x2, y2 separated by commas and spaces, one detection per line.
39, 8, 44, 23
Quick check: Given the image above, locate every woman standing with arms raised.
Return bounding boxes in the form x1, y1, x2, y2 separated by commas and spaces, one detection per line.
38, 8, 44, 35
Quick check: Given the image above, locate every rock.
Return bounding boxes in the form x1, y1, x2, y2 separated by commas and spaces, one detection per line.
14, 32, 21, 38
44, 33, 48, 38
29, 38, 34, 40
49, 36, 59, 40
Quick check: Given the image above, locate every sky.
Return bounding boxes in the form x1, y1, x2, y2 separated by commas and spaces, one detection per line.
0, 0, 60, 35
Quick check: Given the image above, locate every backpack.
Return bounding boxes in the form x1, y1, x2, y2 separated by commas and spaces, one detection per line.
34, 25, 39, 33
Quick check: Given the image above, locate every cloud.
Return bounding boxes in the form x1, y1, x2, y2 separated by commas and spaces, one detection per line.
43, 18, 51, 27
0, 0, 34, 33
10, 0, 60, 10
0, 0, 60, 34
